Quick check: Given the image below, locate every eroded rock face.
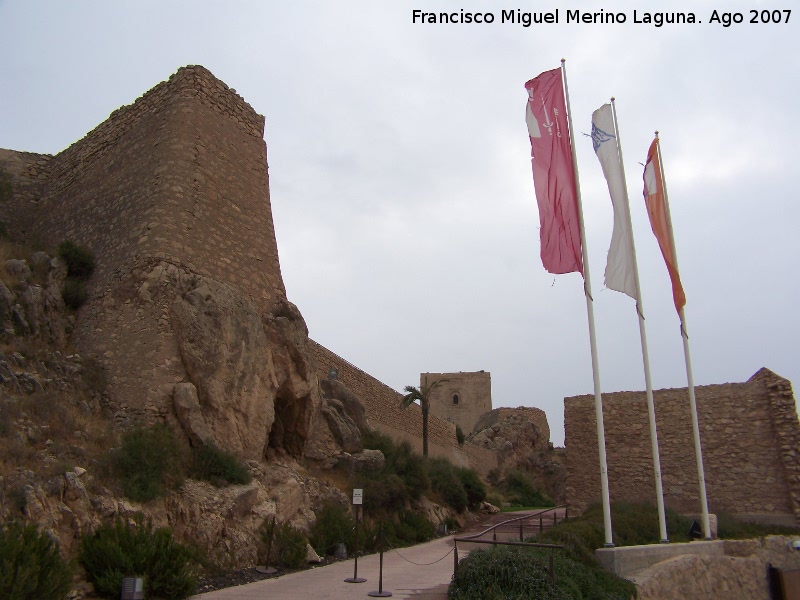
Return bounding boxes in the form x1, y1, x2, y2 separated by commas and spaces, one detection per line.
168, 274, 321, 461
171, 278, 276, 459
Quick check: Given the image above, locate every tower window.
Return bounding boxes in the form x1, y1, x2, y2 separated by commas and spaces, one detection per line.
453, 394, 459, 405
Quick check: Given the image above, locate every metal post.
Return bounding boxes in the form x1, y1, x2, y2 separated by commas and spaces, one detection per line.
368, 526, 391, 597
345, 506, 366, 583
519, 520, 524, 542
256, 516, 278, 575
453, 541, 459, 575
539, 514, 543, 533
553, 511, 557, 526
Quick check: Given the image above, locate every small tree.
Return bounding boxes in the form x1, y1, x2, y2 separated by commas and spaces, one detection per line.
401, 379, 446, 458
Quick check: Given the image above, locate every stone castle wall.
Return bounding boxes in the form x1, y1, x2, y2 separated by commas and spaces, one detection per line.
308, 341, 498, 474
0, 66, 286, 424
0, 65, 501, 472
565, 369, 800, 525
423, 371, 492, 435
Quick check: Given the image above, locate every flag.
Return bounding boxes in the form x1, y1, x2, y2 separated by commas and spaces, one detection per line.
591, 104, 637, 299
525, 68, 583, 275
643, 138, 686, 313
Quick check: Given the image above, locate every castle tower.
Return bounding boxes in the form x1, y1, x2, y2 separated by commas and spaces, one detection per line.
1, 66, 289, 427
422, 371, 492, 435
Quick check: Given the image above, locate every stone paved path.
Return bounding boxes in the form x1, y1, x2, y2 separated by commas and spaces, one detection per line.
191, 509, 560, 600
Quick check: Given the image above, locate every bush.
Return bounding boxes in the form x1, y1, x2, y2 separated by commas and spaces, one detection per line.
191, 441, 252, 487
455, 425, 465, 446
457, 468, 486, 510
428, 458, 468, 513
61, 279, 88, 310
363, 474, 408, 514
450, 545, 635, 600
505, 470, 553, 507
107, 424, 184, 502
0, 171, 12, 203
0, 520, 73, 600
267, 522, 307, 569
395, 510, 435, 544
309, 502, 354, 556
79, 516, 198, 599
57, 240, 94, 280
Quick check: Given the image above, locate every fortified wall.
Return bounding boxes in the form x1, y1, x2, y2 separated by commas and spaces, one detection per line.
308, 342, 498, 474
0, 65, 502, 472
423, 370, 492, 434
565, 368, 800, 526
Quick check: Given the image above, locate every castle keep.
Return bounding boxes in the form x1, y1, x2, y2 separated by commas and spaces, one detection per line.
422, 371, 492, 434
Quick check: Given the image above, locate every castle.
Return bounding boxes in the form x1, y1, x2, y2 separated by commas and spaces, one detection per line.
2, 66, 799, 526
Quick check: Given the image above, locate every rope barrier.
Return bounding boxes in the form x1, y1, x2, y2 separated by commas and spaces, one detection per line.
381, 531, 455, 566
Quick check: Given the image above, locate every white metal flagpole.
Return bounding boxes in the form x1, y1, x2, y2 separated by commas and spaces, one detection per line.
655, 132, 712, 540
610, 99, 669, 543
562, 59, 614, 547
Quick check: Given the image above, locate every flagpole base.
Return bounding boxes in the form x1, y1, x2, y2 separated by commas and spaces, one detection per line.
345, 577, 367, 583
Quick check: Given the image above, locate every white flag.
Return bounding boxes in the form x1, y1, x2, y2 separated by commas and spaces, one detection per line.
591, 104, 637, 299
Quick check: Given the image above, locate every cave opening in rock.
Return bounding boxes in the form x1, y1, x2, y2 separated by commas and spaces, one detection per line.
268, 387, 311, 457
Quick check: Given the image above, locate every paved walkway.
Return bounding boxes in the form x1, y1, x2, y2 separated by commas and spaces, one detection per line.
191, 534, 457, 599
191, 509, 561, 600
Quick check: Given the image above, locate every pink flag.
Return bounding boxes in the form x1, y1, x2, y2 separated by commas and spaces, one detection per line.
525, 68, 583, 275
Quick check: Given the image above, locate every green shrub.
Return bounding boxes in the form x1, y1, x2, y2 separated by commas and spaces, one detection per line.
191, 440, 252, 487
61, 279, 88, 310
309, 502, 354, 556
395, 510, 435, 544
57, 240, 94, 280
360, 431, 428, 512
455, 425, 465, 446
537, 502, 695, 564
505, 470, 553, 507
390, 441, 428, 500
449, 545, 634, 600
717, 512, 799, 539
108, 424, 184, 502
0, 221, 9, 239
79, 516, 198, 599
457, 468, 486, 510
0, 520, 73, 600
428, 458, 467, 513
363, 473, 408, 514
269, 522, 307, 569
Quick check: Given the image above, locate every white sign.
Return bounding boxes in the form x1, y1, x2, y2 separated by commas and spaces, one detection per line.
353, 488, 363, 505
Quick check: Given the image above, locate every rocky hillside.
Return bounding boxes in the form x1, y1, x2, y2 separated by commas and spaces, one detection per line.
0, 240, 389, 575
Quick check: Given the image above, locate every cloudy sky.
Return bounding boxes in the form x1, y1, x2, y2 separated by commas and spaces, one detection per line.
1, 1, 797, 445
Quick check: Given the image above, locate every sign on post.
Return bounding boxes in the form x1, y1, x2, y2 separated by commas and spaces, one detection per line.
353, 488, 363, 505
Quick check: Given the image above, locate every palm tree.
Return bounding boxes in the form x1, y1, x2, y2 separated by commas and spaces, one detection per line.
401, 379, 445, 458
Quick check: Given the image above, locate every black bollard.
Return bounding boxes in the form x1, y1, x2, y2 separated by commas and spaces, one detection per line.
256, 516, 278, 575
368, 527, 392, 597
344, 506, 366, 583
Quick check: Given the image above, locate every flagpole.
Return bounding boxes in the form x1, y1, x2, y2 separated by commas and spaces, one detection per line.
610, 99, 669, 543
562, 58, 614, 548
655, 132, 712, 540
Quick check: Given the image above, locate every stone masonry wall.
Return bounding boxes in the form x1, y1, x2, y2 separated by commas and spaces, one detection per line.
423, 371, 492, 435
565, 370, 800, 525
308, 340, 498, 474
1, 66, 286, 424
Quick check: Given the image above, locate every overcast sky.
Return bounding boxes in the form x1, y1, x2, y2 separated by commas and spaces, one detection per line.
2, 1, 797, 446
